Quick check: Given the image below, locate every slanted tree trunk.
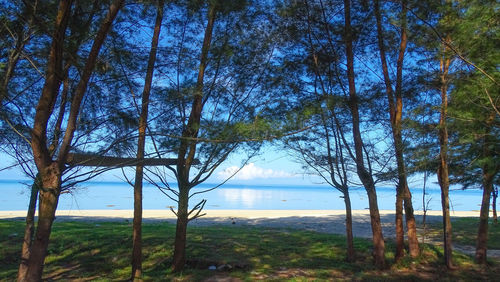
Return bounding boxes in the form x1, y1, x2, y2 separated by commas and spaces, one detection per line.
475, 113, 496, 264
131, 1, 164, 280
17, 175, 40, 280
20, 1, 123, 280
171, 3, 216, 272
343, 0, 385, 269
343, 191, 355, 262
476, 171, 493, 264
437, 41, 454, 269
373, 0, 419, 259
365, 185, 385, 268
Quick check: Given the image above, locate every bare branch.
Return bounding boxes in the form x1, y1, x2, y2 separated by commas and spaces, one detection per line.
187, 199, 207, 222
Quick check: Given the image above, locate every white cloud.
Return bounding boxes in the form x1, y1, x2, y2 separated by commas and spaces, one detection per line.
217, 163, 295, 180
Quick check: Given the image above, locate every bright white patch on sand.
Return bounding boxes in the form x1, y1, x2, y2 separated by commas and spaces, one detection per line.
218, 163, 294, 180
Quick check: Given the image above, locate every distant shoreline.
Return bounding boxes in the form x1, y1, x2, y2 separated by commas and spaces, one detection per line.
0, 209, 483, 221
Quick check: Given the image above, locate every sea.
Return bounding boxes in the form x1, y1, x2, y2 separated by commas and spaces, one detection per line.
0, 179, 486, 212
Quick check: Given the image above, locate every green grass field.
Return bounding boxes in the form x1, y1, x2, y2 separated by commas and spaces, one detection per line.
1, 218, 498, 281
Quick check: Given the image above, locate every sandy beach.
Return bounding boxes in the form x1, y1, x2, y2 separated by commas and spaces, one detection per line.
0, 209, 482, 239
0, 209, 481, 220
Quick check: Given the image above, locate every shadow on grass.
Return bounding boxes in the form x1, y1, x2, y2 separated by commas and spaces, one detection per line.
1, 219, 499, 281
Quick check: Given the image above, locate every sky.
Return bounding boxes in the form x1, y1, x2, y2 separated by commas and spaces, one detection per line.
0, 147, 436, 189
0, 149, 317, 186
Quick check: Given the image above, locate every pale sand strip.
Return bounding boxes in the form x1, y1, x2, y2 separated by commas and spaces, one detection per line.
0, 209, 481, 220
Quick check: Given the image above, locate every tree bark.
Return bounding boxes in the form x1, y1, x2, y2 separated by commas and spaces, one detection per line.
172, 184, 190, 272
24, 165, 62, 281
344, 191, 355, 262
395, 186, 405, 259
171, 3, 216, 272
131, 1, 164, 280
343, 0, 385, 269
366, 186, 385, 268
17, 176, 40, 281
493, 187, 498, 224
437, 42, 454, 269
475, 171, 493, 264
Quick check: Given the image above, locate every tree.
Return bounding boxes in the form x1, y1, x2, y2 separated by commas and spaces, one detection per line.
373, 0, 419, 259
285, 109, 357, 261
169, 2, 217, 271
406, 0, 499, 267
131, 0, 165, 279
404, 0, 457, 269
343, 0, 385, 268
133, 0, 279, 271
436, 33, 454, 270
16, 1, 124, 280
279, 0, 358, 262
443, 0, 499, 264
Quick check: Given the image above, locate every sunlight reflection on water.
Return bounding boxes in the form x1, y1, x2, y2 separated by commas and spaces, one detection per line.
0, 180, 484, 211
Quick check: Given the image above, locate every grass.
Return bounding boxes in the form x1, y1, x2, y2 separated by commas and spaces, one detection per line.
423, 217, 500, 248
1, 218, 499, 281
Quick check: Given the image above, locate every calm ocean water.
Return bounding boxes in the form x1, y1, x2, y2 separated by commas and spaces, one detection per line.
0, 179, 484, 211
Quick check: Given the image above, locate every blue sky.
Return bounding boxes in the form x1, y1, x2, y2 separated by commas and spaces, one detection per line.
0, 149, 318, 186
0, 148, 437, 189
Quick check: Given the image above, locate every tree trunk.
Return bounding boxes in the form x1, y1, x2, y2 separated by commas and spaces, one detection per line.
343, 191, 355, 262
366, 186, 386, 268
131, 1, 164, 280
399, 179, 419, 257
438, 174, 453, 269
493, 187, 498, 224
395, 186, 405, 260
132, 172, 143, 279
437, 46, 454, 269
403, 185, 419, 257
23, 166, 61, 282
17, 176, 40, 281
172, 185, 189, 272
475, 173, 493, 264
344, 0, 385, 269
